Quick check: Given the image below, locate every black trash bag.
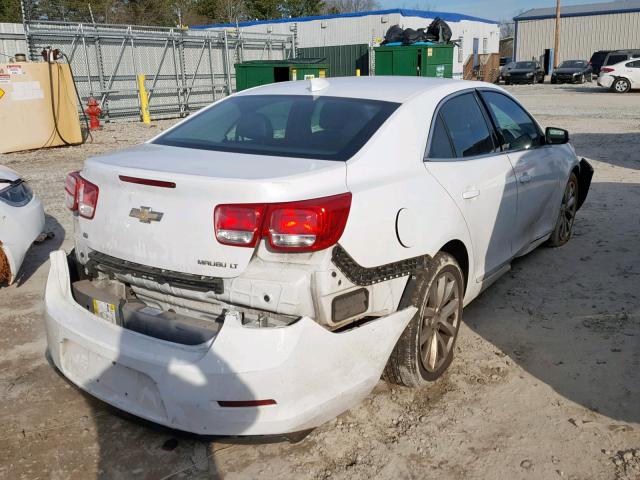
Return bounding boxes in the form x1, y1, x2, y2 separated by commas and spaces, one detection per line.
417, 27, 437, 42
382, 25, 404, 44
402, 28, 422, 45
426, 17, 452, 43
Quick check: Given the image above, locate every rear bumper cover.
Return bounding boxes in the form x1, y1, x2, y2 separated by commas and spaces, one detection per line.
598, 75, 614, 88
45, 250, 415, 436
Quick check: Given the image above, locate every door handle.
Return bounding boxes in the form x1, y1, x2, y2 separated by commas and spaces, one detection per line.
462, 189, 480, 199
519, 173, 532, 184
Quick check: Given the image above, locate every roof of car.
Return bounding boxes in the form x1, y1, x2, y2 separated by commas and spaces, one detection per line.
235, 76, 492, 104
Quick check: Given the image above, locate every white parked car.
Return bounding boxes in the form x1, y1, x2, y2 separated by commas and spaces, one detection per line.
598, 58, 640, 93
45, 77, 592, 436
0, 165, 45, 285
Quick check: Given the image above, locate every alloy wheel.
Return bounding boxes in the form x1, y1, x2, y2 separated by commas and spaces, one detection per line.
614, 79, 629, 93
558, 178, 578, 242
419, 271, 460, 372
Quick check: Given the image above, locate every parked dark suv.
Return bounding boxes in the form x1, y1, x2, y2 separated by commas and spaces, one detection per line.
589, 50, 613, 76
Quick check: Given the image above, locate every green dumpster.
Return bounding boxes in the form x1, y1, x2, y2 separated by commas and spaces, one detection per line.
234, 58, 329, 92
374, 44, 454, 78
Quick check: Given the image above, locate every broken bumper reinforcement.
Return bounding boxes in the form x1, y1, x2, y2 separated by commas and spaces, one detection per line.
44, 250, 415, 436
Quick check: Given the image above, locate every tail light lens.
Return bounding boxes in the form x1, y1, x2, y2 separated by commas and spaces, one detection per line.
601, 67, 615, 73
64, 171, 80, 210
65, 171, 99, 219
267, 194, 352, 251
215, 204, 265, 247
214, 193, 352, 252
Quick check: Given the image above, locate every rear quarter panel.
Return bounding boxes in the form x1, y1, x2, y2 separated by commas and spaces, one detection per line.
339, 92, 474, 288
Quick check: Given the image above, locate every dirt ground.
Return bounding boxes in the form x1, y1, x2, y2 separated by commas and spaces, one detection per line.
0, 82, 638, 480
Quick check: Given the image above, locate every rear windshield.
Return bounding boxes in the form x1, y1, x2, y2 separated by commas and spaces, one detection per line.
559, 60, 586, 68
606, 55, 628, 65
514, 62, 536, 69
153, 95, 400, 161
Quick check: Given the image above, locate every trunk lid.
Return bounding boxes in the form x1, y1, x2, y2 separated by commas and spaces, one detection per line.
79, 143, 347, 278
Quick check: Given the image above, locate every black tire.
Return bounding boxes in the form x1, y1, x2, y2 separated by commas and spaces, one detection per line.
548, 172, 579, 247
505, 80, 511, 85
613, 78, 631, 93
551, 78, 557, 84
385, 252, 464, 387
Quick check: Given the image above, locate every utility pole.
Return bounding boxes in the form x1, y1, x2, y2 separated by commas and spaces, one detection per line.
554, 0, 561, 68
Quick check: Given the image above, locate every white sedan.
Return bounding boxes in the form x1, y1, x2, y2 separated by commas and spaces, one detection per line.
1, 165, 45, 285
598, 58, 640, 93
45, 77, 592, 436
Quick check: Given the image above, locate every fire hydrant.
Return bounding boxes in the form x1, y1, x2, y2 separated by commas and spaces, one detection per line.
85, 97, 102, 130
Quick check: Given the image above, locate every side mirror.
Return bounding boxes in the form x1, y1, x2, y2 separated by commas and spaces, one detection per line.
545, 127, 569, 145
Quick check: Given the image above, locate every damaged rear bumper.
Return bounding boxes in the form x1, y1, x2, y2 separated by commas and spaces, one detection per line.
44, 250, 415, 436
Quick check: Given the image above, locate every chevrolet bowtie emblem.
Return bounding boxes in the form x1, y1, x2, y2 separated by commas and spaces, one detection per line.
129, 206, 164, 224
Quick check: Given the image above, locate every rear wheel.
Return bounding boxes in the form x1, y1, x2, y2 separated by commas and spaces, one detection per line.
613, 78, 631, 93
548, 173, 578, 247
385, 252, 463, 387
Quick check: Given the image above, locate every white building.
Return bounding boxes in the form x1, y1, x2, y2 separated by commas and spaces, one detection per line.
514, 0, 640, 64
194, 9, 500, 78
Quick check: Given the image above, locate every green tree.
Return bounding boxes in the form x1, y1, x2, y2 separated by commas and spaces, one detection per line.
246, 0, 281, 20
284, 0, 323, 17
0, 0, 22, 23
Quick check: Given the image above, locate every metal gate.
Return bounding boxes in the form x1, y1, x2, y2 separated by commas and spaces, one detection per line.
23, 21, 295, 121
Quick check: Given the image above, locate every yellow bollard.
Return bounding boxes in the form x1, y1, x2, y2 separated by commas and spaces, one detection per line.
356, 68, 361, 77
137, 74, 151, 125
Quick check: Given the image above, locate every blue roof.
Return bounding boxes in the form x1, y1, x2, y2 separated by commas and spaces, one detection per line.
515, 0, 640, 21
190, 8, 498, 30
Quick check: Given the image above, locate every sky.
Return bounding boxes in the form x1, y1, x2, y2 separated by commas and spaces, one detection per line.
378, 0, 612, 21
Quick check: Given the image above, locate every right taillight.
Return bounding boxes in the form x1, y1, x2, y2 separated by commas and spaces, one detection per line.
65, 171, 99, 219
601, 67, 615, 73
214, 193, 352, 252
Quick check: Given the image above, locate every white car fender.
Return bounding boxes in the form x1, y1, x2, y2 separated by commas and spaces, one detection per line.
0, 166, 45, 285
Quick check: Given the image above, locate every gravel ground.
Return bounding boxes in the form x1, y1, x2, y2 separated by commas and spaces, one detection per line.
0, 82, 638, 480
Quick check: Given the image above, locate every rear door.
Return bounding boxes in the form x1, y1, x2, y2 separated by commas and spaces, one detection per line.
424, 91, 517, 282
478, 90, 562, 254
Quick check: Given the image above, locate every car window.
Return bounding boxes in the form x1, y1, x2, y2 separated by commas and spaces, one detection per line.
606, 55, 628, 65
514, 62, 536, 69
427, 114, 454, 159
154, 95, 399, 161
479, 91, 543, 151
559, 60, 586, 68
628, 60, 640, 68
436, 93, 495, 158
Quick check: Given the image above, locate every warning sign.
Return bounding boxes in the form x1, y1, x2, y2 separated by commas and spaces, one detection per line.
0, 89, 4, 100
6, 64, 24, 75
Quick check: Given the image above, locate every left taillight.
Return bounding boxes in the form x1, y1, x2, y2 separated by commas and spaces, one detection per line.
214, 193, 352, 252
65, 171, 99, 219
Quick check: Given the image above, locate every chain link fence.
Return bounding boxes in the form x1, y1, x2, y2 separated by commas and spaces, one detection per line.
22, 21, 295, 121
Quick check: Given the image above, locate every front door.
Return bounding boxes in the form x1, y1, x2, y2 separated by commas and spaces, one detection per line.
478, 90, 562, 254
